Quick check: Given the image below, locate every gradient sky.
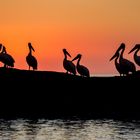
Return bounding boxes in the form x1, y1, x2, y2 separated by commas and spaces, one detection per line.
0, 0, 140, 75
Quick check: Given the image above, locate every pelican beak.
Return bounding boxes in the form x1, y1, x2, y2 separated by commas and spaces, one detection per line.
110, 53, 117, 61
72, 55, 79, 61
128, 45, 139, 54
31, 46, 35, 52
66, 51, 71, 57
110, 43, 125, 61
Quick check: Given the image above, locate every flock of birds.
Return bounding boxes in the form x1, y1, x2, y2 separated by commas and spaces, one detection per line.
0, 43, 37, 71
0, 43, 90, 77
110, 43, 140, 76
63, 49, 90, 77
0, 42, 140, 77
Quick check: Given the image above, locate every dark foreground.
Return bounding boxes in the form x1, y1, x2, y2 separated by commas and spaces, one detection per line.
0, 68, 140, 120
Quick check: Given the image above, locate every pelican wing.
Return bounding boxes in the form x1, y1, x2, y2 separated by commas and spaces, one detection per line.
0, 53, 15, 67
134, 55, 140, 66
121, 58, 136, 72
63, 59, 76, 74
26, 55, 38, 69
4, 54, 15, 63
77, 65, 90, 77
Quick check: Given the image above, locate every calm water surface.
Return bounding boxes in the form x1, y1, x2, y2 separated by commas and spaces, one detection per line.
0, 119, 140, 140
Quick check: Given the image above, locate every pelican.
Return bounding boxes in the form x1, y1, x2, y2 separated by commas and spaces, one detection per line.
26, 43, 38, 70
110, 51, 123, 76
63, 49, 76, 75
110, 43, 136, 76
72, 54, 90, 77
129, 44, 140, 67
0, 44, 15, 68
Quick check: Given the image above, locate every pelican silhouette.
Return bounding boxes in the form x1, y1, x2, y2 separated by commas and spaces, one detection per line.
110, 43, 136, 76
72, 54, 90, 77
129, 44, 140, 68
110, 51, 123, 76
0, 44, 15, 68
26, 43, 38, 70
63, 49, 76, 75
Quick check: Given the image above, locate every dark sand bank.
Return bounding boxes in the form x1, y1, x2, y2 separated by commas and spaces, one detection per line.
0, 68, 140, 120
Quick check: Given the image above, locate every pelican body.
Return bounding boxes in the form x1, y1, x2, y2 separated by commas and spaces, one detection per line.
26, 43, 38, 70
0, 44, 15, 68
110, 43, 136, 75
129, 44, 140, 67
63, 49, 76, 75
110, 51, 123, 76
72, 54, 90, 77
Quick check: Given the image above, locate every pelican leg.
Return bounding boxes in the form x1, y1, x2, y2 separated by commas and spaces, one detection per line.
29, 66, 30, 70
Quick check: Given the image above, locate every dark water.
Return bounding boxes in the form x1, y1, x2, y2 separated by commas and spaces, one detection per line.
0, 119, 140, 140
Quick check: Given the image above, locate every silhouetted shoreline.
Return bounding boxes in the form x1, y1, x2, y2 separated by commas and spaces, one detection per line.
0, 67, 140, 120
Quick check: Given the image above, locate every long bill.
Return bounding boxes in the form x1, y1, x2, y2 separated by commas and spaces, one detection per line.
66, 50, 71, 57
128, 45, 139, 54
31, 46, 35, 52
72, 55, 79, 61
110, 53, 117, 61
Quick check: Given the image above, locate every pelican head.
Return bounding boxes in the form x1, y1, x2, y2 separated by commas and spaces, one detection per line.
72, 54, 82, 61
116, 43, 125, 53
110, 43, 125, 61
28, 42, 35, 52
129, 44, 140, 54
63, 49, 71, 57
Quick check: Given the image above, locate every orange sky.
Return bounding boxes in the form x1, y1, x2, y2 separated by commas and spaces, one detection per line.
0, 0, 140, 75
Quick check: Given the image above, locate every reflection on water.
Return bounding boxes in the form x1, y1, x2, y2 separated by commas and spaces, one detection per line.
0, 119, 140, 140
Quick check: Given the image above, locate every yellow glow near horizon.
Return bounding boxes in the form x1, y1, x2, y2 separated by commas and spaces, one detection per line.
0, 0, 140, 75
